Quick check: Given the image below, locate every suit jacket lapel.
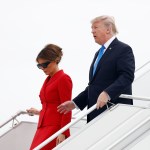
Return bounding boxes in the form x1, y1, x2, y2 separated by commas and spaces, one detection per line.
89, 38, 118, 83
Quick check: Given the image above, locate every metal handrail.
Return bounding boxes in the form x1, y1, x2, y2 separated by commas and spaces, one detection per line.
134, 60, 150, 81
120, 94, 150, 101
0, 110, 85, 129
33, 104, 96, 150
135, 60, 150, 72
0, 110, 28, 128
33, 94, 150, 150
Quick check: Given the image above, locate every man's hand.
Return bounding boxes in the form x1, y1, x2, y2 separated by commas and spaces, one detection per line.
57, 101, 75, 114
96, 91, 109, 109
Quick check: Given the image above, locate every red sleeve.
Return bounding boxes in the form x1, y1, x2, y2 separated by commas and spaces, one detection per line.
58, 74, 73, 137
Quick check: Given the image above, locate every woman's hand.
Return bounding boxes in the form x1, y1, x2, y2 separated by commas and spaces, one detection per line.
26, 107, 40, 116
56, 134, 66, 145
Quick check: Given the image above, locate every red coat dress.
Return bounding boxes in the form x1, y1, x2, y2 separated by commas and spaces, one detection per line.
30, 70, 72, 150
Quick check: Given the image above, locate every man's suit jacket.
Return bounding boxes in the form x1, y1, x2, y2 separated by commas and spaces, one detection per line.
73, 38, 135, 122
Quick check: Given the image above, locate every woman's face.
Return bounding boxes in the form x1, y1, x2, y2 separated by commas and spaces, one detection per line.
37, 58, 58, 76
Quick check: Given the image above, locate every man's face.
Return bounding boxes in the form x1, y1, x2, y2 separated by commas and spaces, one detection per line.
91, 21, 107, 45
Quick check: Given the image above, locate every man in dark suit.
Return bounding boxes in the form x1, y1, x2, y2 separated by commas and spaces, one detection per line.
57, 15, 135, 123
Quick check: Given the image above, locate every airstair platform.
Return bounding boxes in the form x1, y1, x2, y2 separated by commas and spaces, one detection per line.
0, 121, 36, 150
54, 104, 150, 150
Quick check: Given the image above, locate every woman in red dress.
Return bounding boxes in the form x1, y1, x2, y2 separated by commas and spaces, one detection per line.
27, 44, 73, 150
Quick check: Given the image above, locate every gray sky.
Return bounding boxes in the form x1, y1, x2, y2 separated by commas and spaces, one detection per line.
0, 0, 150, 124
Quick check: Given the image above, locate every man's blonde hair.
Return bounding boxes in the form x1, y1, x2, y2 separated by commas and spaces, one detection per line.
91, 15, 118, 35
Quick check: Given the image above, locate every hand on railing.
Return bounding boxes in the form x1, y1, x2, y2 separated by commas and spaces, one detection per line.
26, 107, 40, 116
96, 91, 110, 109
